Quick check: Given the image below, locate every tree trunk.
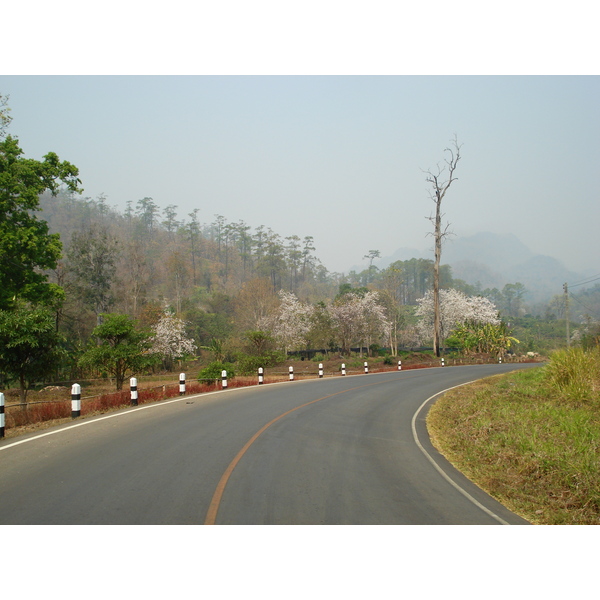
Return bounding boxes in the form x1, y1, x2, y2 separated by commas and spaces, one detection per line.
433, 201, 442, 357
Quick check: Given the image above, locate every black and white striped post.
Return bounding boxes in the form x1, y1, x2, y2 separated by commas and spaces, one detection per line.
130, 377, 138, 406
258, 367, 264, 385
222, 370, 228, 389
289, 366, 294, 381
341, 363, 346, 376
498, 356, 502, 364
0, 392, 5, 438
319, 363, 323, 378
441, 358, 445, 367
398, 360, 402, 371
364, 361, 369, 374
71, 383, 81, 418
179, 373, 186, 396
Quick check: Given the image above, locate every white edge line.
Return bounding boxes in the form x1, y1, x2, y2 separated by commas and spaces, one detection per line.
0, 384, 255, 452
0, 369, 395, 452
0, 373, 361, 452
411, 380, 511, 526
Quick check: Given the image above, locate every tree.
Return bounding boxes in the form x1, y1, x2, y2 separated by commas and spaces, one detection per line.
149, 306, 197, 370
0, 93, 12, 139
415, 289, 500, 349
261, 290, 314, 353
232, 278, 279, 332
0, 135, 81, 310
329, 291, 390, 355
0, 303, 66, 404
362, 250, 381, 284
78, 313, 155, 390
424, 136, 461, 356
186, 208, 201, 285
66, 224, 118, 324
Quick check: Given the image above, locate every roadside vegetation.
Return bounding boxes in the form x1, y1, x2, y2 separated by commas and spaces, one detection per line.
427, 346, 600, 524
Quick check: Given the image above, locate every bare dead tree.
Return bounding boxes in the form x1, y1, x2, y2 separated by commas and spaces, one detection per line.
424, 135, 461, 357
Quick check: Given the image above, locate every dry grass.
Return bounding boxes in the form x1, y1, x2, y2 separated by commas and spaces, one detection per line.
427, 363, 600, 525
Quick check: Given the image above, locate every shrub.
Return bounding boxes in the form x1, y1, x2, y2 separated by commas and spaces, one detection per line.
199, 361, 235, 381
236, 351, 285, 375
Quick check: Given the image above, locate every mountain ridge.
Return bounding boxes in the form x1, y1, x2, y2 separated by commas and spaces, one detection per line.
353, 232, 585, 306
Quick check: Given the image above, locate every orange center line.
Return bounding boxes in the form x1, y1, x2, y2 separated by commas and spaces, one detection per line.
203, 377, 408, 525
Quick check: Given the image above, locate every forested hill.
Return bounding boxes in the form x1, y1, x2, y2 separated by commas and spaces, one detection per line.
37, 191, 343, 345
38, 191, 594, 351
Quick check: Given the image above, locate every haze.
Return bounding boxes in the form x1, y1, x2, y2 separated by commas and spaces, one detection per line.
2, 75, 598, 275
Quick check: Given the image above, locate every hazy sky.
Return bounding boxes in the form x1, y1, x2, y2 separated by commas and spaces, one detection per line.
2, 75, 598, 275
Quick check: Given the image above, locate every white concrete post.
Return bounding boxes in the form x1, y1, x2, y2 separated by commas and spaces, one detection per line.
0, 392, 5, 438
398, 360, 402, 371
222, 370, 228, 388
364, 361, 368, 374
341, 363, 346, 376
179, 373, 186, 396
289, 366, 294, 381
258, 367, 264, 385
130, 377, 138, 406
71, 384, 81, 418
319, 363, 323, 378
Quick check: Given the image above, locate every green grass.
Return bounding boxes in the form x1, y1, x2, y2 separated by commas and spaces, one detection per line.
427, 353, 600, 524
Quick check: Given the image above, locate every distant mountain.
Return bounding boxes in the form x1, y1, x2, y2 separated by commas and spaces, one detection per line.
443, 232, 534, 271
370, 232, 585, 306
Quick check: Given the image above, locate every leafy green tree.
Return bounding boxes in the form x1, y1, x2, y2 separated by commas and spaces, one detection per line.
78, 313, 156, 390
66, 224, 118, 324
0, 135, 81, 309
0, 303, 66, 404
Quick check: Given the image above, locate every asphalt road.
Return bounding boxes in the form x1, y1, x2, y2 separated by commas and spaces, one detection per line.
0, 363, 539, 525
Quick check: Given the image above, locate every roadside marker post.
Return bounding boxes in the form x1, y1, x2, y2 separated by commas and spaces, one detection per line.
289, 366, 294, 381
319, 363, 323, 378
130, 377, 138, 406
441, 358, 445, 367
0, 392, 5, 438
71, 384, 81, 418
179, 373, 186, 396
222, 370, 228, 389
341, 363, 346, 376
364, 362, 368, 374
398, 360, 402, 371
258, 367, 264, 385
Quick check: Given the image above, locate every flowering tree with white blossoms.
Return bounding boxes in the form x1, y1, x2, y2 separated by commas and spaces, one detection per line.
415, 289, 500, 349
329, 291, 391, 355
261, 290, 314, 354
150, 306, 197, 369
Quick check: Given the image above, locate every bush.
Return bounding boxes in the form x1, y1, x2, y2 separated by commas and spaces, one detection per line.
236, 351, 285, 375
199, 361, 235, 381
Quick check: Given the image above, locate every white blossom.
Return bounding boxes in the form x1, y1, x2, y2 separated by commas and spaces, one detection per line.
329, 291, 391, 353
261, 290, 314, 353
150, 307, 197, 360
415, 289, 500, 343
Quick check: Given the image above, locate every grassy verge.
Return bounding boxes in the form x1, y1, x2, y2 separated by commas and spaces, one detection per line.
427, 355, 600, 524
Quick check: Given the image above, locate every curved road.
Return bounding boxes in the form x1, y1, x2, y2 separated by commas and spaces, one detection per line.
0, 363, 538, 525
